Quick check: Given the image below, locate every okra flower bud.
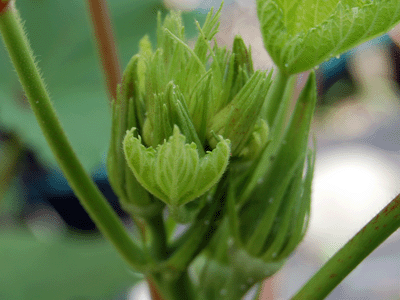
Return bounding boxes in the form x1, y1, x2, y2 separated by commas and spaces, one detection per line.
105, 5, 320, 297
208, 71, 271, 158
107, 6, 275, 222
123, 126, 230, 207
228, 72, 317, 262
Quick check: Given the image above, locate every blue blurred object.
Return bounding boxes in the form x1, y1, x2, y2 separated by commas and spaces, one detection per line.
317, 34, 395, 99
20, 149, 125, 233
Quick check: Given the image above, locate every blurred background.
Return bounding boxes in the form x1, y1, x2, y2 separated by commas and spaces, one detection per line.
1, 0, 400, 299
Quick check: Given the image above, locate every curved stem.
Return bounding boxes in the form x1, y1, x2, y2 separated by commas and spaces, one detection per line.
0, 1, 146, 270
87, 0, 121, 101
292, 193, 400, 300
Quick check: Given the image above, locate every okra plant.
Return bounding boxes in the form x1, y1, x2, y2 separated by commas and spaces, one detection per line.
1, 0, 400, 299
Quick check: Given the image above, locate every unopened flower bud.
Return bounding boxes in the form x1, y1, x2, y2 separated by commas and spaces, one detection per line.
208, 71, 271, 157
123, 126, 230, 208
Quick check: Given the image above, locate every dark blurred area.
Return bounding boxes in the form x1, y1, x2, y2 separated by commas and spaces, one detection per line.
20, 149, 125, 233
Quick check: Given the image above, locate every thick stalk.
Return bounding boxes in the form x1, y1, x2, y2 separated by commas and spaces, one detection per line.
150, 270, 195, 300
292, 193, 400, 300
146, 213, 168, 261
0, 1, 146, 270
87, 0, 121, 101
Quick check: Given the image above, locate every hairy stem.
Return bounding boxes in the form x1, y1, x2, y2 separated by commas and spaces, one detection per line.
87, 0, 121, 101
292, 193, 400, 300
0, 0, 146, 270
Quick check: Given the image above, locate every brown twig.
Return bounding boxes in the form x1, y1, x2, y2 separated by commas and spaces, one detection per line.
0, 0, 11, 15
87, 0, 121, 101
148, 278, 166, 300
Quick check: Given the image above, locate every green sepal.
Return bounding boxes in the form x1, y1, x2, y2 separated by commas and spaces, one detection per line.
239, 154, 305, 257
238, 71, 316, 204
208, 70, 272, 156
166, 83, 205, 154
187, 71, 212, 145
123, 125, 231, 207
107, 100, 163, 218
232, 35, 254, 77
143, 82, 204, 153
259, 156, 308, 262
238, 118, 269, 160
195, 220, 286, 300
277, 148, 315, 260
107, 54, 163, 218
230, 72, 317, 259
257, 0, 400, 74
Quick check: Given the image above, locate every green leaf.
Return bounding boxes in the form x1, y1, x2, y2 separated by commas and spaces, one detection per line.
257, 0, 400, 74
123, 126, 230, 206
0, 230, 142, 300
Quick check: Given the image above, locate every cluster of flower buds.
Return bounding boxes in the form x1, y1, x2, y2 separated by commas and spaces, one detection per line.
107, 5, 316, 296
194, 72, 316, 298
108, 8, 273, 222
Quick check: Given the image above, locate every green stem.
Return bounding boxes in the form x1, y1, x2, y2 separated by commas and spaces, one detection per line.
164, 176, 228, 273
146, 213, 168, 261
292, 193, 400, 300
0, 1, 146, 270
150, 270, 195, 300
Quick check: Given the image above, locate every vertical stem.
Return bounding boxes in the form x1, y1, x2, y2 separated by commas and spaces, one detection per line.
0, 1, 146, 270
292, 193, 400, 300
87, 0, 121, 101
146, 213, 168, 261
148, 271, 194, 300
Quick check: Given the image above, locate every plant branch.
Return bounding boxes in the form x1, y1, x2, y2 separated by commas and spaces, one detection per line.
292, 193, 400, 300
0, 0, 10, 15
0, 1, 146, 270
87, 0, 121, 101
148, 278, 166, 300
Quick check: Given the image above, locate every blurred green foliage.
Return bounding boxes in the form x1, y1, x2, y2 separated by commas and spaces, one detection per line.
0, 230, 142, 299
